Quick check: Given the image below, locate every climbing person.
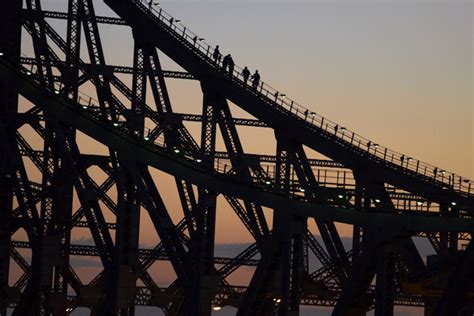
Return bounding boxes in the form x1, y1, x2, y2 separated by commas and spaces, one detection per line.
222, 54, 230, 72
251, 70, 260, 90
274, 91, 279, 101
169, 17, 174, 26
228, 55, 235, 75
213, 45, 220, 64
242, 67, 250, 85
193, 35, 198, 46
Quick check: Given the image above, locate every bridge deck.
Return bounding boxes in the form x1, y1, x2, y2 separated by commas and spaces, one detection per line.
103, 0, 473, 210
0, 58, 471, 234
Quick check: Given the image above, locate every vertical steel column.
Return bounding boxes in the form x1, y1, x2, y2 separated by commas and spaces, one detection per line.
374, 243, 395, 316
352, 181, 364, 257
21, 1, 58, 314
65, 0, 82, 100
0, 0, 22, 314
106, 159, 141, 315
288, 219, 305, 316
47, 1, 82, 313
274, 137, 291, 315
129, 37, 146, 133
449, 207, 459, 256
200, 86, 217, 164
37, 129, 58, 315
188, 187, 218, 316
183, 86, 220, 315
439, 204, 449, 257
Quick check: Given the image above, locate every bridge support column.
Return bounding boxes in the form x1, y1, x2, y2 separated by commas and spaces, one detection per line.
104, 159, 141, 315
275, 214, 306, 316
374, 243, 395, 316
181, 86, 220, 315
0, 0, 22, 314
185, 188, 218, 316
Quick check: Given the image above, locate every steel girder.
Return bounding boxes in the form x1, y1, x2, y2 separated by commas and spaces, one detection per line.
0, 0, 473, 315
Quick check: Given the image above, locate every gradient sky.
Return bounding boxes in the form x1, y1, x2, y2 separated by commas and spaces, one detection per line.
158, 0, 473, 176
15, 1, 473, 314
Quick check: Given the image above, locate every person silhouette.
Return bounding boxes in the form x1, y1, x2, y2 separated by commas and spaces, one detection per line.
228, 55, 235, 75
193, 35, 197, 46
222, 54, 230, 71
242, 67, 250, 85
213, 45, 220, 64
251, 70, 260, 90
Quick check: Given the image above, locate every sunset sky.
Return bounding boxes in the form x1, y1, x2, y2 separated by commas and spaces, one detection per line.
15, 0, 473, 314
158, 0, 473, 177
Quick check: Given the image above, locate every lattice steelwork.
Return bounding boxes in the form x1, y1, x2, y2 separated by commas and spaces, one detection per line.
0, 0, 473, 315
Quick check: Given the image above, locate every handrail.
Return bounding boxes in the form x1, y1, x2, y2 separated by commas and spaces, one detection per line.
128, 0, 472, 197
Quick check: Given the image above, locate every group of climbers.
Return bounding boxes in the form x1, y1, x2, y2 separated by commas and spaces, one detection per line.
162, 13, 263, 92
150, 6, 272, 97
222, 53, 235, 75
213, 46, 260, 90
160, 11, 267, 95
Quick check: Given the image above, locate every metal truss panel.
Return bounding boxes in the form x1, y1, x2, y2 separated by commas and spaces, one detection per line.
0, 0, 473, 314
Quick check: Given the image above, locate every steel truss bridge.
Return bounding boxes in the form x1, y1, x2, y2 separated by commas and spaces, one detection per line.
0, 0, 473, 315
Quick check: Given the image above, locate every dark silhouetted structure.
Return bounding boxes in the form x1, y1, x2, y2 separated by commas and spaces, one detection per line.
0, 0, 473, 315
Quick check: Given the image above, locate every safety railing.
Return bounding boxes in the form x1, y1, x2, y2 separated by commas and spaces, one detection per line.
131, 0, 473, 197
256, 163, 355, 190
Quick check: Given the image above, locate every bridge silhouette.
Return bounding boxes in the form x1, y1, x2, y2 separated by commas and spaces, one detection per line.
0, 0, 473, 315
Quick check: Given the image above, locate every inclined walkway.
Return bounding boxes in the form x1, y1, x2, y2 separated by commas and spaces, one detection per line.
103, 0, 473, 209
